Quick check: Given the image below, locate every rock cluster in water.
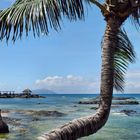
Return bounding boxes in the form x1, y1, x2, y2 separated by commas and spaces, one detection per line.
78, 96, 139, 105
0, 109, 66, 136
31, 110, 66, 117
120, 110, 138, 116
79, 96, 140, 117
0, 93, 45, 98
2, 110, 66, 126
16, 110, 66, 118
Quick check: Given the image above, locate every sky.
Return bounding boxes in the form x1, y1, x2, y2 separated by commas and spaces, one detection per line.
0, 0, 140, 93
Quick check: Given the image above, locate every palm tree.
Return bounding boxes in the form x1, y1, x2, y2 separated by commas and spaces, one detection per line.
0, 0, 138, 139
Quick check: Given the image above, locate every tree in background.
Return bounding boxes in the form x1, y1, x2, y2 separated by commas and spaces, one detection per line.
0, 0, 138, 139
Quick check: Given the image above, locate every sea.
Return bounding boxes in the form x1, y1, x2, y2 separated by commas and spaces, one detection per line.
0, 94, 140, 140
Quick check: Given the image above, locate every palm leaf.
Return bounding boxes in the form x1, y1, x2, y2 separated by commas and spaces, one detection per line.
0, 0, 89, 42
114, 29, 136, 92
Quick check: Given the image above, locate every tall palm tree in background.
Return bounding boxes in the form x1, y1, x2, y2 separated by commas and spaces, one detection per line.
0, 0, 139, 139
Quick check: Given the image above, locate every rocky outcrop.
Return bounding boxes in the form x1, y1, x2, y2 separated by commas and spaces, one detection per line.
113, 97, 135, 100
79, 97, 100, 104
120, 110, 138, 116
78, 96, 139, 105
113, 100, 139, 105
32, 110, 66, 117
90, 107, 98, 110
19, 94, 45, 98
11, 110, 66, 118
79, 100, 99, 104
0, 110, 9, 133
0, 93, 45, 98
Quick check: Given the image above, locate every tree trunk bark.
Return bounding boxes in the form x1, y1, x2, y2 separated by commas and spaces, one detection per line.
37, 17, 122, 140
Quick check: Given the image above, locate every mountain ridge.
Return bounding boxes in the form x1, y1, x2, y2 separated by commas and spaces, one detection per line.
33, 89, 56, 94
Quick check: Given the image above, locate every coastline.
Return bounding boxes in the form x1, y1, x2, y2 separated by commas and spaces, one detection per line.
0, 94, 140, 140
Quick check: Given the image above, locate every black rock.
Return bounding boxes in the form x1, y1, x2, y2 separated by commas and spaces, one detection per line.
113, 97, 136, 100
78, 99, 100, 104
33, 110, 66, 117
90, 107, 98, 110
114, 100, 139, 105
0, 93, 45, 98
0, 121, 9, 133
78, 96, 139, 105
32, 117, 40, 121
0, 110, 9, 133
73, 105, 78, 107
120, 110, 137, 116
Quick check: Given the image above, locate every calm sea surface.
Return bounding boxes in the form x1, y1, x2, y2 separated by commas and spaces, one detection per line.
0, 94, 140, 140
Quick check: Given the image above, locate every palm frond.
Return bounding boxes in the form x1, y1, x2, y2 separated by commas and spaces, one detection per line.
114, 29, 136, 92
0, 0, 89, 42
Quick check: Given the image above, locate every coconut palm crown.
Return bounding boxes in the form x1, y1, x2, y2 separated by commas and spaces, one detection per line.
0, 0, 138, 140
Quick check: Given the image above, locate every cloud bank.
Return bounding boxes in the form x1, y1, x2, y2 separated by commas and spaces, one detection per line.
35, 71, 140, 93
35, 75, 99, 93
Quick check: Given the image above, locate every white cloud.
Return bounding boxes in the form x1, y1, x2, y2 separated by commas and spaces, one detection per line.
35, 70, 140, 94
35, 75, 99, 93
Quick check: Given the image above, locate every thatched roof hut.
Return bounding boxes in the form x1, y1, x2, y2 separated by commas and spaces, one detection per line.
22, 88, 32, 95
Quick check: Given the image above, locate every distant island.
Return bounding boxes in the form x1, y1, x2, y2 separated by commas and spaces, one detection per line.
0, 88, 45, 98
32, 89, 56, 94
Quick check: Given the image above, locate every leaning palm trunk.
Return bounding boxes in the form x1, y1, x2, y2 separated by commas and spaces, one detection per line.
38, 17, 122, 140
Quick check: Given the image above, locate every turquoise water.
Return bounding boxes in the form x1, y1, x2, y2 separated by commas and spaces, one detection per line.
0, 94, 140, 140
